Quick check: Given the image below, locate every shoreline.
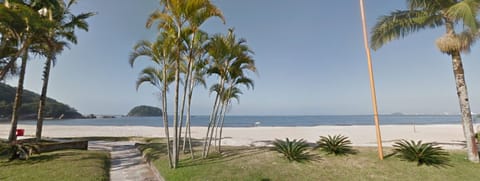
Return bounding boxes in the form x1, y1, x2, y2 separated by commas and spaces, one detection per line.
1, 123, 476, 149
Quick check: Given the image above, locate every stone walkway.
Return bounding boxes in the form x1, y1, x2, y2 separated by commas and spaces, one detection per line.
89, 141, 161, 181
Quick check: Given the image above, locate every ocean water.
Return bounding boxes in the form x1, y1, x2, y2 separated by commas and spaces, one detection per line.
6, 115, 478, 127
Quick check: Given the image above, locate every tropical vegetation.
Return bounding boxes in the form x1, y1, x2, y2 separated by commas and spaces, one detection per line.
371, 0, 480, 163
316, 134, 356, 155
392, 140, 450, 166
33, 0, 94, 141
138, 138, 480, 181
130, 0, 256, 168
0, 0, 93, 142
272, 138, 310, 162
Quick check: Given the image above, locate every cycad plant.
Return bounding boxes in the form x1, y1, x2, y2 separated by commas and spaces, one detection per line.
316, 134, 355, 155
273, 138, 310, 162
392, 140, 450, 166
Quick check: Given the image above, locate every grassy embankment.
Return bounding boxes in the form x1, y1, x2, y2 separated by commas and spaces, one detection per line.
138, 138, 480, 181
0, 141, 109, 181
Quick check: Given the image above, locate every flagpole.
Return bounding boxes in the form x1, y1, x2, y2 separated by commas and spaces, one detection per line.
359, 0, 384, 160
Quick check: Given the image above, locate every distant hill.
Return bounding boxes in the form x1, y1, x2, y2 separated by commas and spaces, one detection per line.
0, 83, 83, 120
127, 105, 162, 117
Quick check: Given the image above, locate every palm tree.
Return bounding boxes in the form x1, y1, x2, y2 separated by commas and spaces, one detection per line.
216, 77, 254, 152
146, 0, 224, 168
181, 30, 208, 156
202, 29, 256, 157
371, 0, 480, 163
177, 1, 224, 158
35, 0, 94, 141
2, 0, 54, 142
130, 33, 177, 168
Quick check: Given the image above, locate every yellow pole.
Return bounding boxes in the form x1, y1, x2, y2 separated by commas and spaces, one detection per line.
359, 0, 384, 160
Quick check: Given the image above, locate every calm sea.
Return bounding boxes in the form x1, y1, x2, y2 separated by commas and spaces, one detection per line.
5, 115, 479, 127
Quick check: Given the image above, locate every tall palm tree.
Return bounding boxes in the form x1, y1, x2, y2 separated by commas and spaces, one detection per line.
130, 33, 177, 168
177, 1, 224, 158
371, 0, 480, 163
35, 0, 94, 141
181, 30, 208, 156
2, 0, 54, 142
146, 0, 224, 168
147, 1, 187, 167
202, 29, 256, 157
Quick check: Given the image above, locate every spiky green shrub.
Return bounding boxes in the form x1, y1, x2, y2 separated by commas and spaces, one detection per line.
392, 140, 449, 166
273, 138, 310, 161
317, 134, 355, 155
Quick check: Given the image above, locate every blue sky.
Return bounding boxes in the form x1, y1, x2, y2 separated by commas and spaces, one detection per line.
6, 0, 480, 115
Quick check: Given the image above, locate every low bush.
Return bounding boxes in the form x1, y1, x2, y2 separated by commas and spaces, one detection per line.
316, 134, 355, 155
392, 139, 449, 166
273, 138, 310, 161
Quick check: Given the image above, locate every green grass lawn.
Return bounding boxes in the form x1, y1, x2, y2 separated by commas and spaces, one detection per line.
138, 139, 480, 181
0, 142, 110, 181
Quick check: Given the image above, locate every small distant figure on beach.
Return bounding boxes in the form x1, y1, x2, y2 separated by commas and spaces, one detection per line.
254, 121, 261, 127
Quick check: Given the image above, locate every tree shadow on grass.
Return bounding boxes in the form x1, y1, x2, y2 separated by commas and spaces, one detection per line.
135, 142, 168, 163
180, 146, 271, 168
1, 153, 60, 166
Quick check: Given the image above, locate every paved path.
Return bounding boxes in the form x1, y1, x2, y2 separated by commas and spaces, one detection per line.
89, 141, 161, 181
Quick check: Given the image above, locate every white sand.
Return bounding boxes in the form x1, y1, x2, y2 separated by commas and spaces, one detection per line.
1, 123, 477, 149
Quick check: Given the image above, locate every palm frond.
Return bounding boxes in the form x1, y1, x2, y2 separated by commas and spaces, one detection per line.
273, 138, 310, 162
316, 135, 356, 155
392, 139, 450, 166
446, 0, 480, 32
371, 10, 443, 50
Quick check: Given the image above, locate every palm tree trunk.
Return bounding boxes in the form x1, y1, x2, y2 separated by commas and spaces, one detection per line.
183, 72, 195, 158
178, 56, 193, 156
162, 62, 173, 168
177, 74, 188, 156
451, 51, 479, 163
35, 57, 52, 141
218, 101, 229, 152
0, 39, 31, 81
172, 58, 180, 168
0, 58, 16, 81
180, 31, 197, 155
214, 100, 226, 148
186, 86, 195, 158
206, 92, 224, 156
202, 86, 221, 158
215, 101, 226, 152
8, 52, 28, 142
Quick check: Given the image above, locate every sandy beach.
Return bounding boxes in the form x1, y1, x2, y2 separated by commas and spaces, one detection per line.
1, 123, 476, 149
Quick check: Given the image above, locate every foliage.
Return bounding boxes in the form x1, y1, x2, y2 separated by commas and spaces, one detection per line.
316, 134, 355, 156
370, 0, 480, 163
272, 138, 310, 161
138, 138, 480, 181
392, 140, 450, 166
0, 83, 82, 119
127, 105, 163, 117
